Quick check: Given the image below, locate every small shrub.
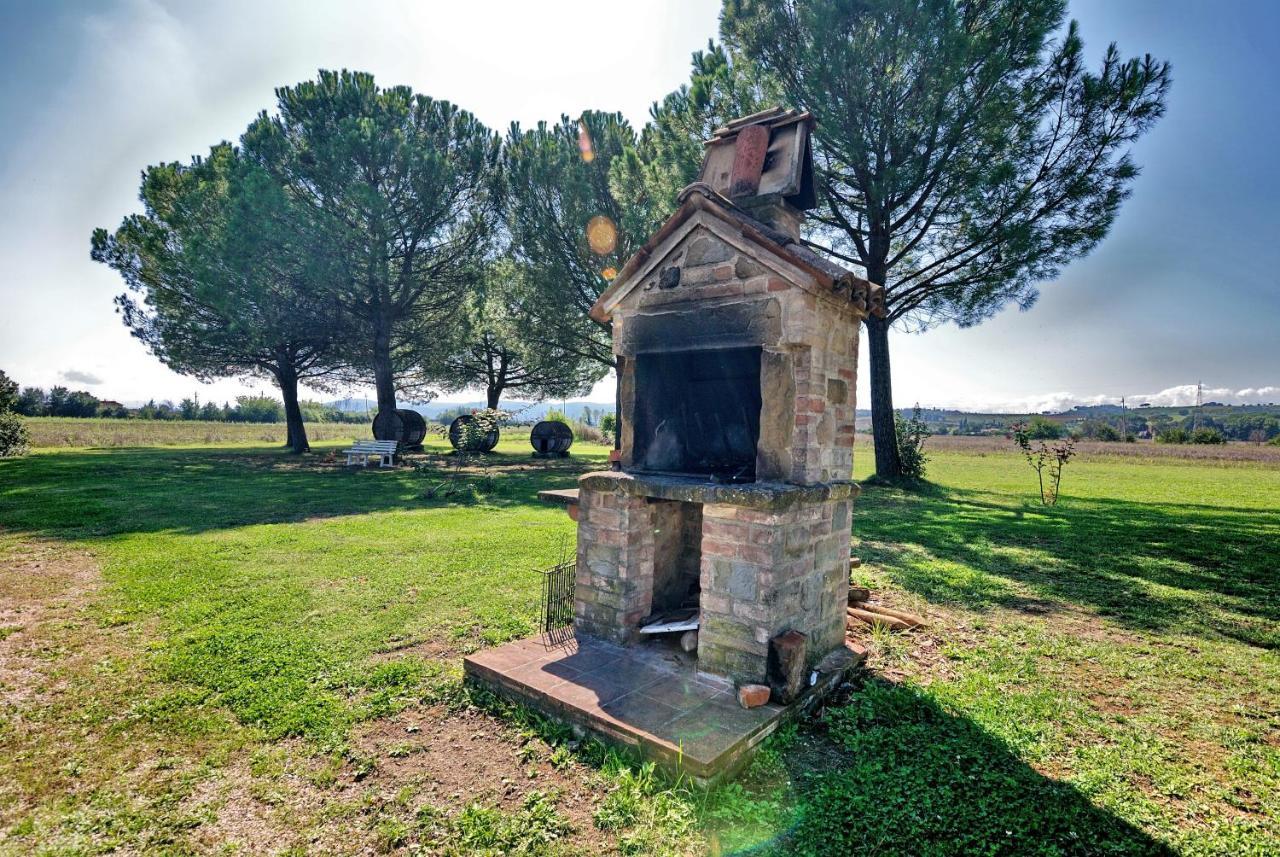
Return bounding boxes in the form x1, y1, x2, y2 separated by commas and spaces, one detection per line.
600, 413, 616, 441
1191, 427, 1226, 445
454, 408, 508, 452
1093, 423, 1122, 442
1011, 422, 1075, 506
1157, 427, 1191, 444
1025, 416, 1063, 439
0, 411, 28, 457
572, 422, 606, 444
894, 404, 931, 482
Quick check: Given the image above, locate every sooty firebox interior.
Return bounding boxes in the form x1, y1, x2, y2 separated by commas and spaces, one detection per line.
632, 346, 762, 481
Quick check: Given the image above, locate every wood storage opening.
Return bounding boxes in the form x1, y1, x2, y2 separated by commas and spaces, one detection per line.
530, 420, 574, 456
448, 414, 500, 452
372, 408, 427, 449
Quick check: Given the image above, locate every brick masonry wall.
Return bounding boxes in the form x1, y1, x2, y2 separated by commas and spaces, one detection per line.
610, 222, 861, 485
788, 298, 860, 483
579, 218, 862, 680
574, 486, 657, 645
698, 498, 851, 683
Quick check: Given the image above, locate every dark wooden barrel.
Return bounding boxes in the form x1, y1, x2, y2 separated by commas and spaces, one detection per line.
372, 408, 427, 448
448, 414, 499, 452
530, 420, 574, 455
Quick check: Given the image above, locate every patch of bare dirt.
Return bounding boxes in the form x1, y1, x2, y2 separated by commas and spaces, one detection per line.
356, 704, 608, 824
369, 637, 459, 662
0, 539, 101, 709
186, 702, 620, 855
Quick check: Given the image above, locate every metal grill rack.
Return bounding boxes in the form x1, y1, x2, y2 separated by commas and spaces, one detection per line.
537, 558, 575, 646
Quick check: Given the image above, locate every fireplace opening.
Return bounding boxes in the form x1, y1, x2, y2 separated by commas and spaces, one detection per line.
633, 347, 762, 481
639, 500, 702, 656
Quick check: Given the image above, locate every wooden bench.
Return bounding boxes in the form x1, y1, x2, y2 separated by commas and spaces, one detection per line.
344, 440, 398, 468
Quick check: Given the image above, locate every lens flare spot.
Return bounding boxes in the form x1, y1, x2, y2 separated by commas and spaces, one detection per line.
586, 215, 618, 255
578, 119, 595, 163
601, 266, 618, 280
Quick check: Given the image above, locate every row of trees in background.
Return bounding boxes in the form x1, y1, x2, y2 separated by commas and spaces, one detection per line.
9, 382, 365, 424
93, 2, 1170, 474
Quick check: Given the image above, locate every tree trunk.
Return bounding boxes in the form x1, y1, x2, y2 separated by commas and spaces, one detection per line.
486, 385, 502, 409
372, 318, 397, 415
865, 314, 902, 480
274, 360, 309, 454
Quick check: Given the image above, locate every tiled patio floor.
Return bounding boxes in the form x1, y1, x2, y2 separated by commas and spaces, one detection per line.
463, 634, 791, 781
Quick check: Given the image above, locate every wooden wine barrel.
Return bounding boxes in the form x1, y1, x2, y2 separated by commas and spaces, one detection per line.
372, 408, 427, 449
448, 414, 499, 452
530, 420, 574, 456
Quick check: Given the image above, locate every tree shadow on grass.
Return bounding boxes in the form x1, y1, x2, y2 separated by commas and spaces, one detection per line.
853, 481, 1280, 648
732, 678, 1174, 857
0, 445, 596, 540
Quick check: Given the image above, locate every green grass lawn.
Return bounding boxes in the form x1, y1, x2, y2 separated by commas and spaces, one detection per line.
0, 436, 1276, 855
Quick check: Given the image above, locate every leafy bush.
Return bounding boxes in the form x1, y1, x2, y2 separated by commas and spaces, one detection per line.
1024, 416, 1063, 439
600, 412, 616, 440
1191, 427, 1226, 445
894, 405, 931, 482
1157, 427, 1191, 444
452, 408, 508, 453
572, 422, 606, 444
0, 411, 28, 457
1093, 423, 1122, 442
228, 395, 283, 423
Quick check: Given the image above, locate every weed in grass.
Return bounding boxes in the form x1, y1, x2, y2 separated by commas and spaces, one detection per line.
593, 759, 699, 854
373, 815, 410, 852
417, 790, 574, 856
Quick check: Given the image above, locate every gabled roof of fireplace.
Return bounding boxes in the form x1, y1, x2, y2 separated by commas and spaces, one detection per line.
590, 182, 885, 323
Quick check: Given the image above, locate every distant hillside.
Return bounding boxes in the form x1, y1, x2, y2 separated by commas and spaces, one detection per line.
853, 402, 1280, 441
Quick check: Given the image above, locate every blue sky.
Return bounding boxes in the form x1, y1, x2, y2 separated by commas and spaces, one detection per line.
0, 0, 1276, 411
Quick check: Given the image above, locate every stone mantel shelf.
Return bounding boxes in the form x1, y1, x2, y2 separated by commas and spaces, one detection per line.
577, 470, 859, 511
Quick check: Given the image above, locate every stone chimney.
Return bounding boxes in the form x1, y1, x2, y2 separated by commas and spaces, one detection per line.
698, 107, 817, 240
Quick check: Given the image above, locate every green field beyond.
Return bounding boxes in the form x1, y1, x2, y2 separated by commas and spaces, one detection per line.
0, 436, 1276, 854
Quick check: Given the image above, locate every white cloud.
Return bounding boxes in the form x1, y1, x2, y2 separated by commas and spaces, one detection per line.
59, 369, 104, 386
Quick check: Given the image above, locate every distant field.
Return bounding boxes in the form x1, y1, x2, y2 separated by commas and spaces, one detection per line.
857, 430, 1280, 465
24, 417, 1280, 467
20, 416, 371, 449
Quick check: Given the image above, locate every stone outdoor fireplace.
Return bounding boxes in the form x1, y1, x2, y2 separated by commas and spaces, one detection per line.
465, 108, 884, 781
574, 107, 885, 684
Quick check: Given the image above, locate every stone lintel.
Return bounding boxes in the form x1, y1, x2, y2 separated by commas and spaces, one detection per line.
578, 470, 859, 511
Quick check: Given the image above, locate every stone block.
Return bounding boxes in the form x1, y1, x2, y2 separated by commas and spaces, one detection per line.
684, 234, 733, 266
826, 377, 848, 404
736, 257, 766, 279
727, 562, 758, 601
